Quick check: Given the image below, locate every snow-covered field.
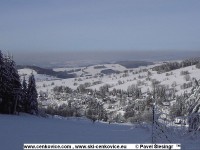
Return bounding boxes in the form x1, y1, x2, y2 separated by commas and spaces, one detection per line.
18, 68, 59, 82
0, 114, 150, 150
53, 64, 127, 76
0, 114, 199, 150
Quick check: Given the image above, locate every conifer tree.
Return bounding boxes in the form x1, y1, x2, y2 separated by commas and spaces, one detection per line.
4, 54, 21, 114
0, 51, 12, 113
0, 51, 24, 114
22, 76, 28, 112
27, 73, 38, 114
0, 50, 5, 113
4, 54, 13, 113
11, 59, 21, 114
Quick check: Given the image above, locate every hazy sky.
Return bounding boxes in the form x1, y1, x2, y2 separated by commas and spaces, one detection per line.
0, 0, 200, 55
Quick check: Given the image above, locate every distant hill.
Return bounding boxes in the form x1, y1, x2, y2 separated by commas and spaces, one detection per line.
17, 65, 75, 79
116, 61, 154, 68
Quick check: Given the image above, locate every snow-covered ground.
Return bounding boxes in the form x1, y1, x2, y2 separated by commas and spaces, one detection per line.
18, 68, 59, 82
0, 114, 199, 150
0, 114, 150, 150
53, 64, 127, 76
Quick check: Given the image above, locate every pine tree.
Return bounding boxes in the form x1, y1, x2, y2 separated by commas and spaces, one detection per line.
10, 56, 22, 114
0, 51, 12, 113
0, 50, 5, 113
3, 54, 22, 114
27, 73, 38, 114
22, 76, 28, 112
4, 54, 14, 113
0, 51, 24, 114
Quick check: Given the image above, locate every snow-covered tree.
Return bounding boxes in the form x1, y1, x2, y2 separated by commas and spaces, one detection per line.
188, 113, 200, 132
86, 99, 107, 123
0, 50, 6, 113
127, 84, 142, 99
183, 84, 200, 132
0, 51, 22, 114
147, 70, 152, 80
169, 95, 187, 119
27, 73, 38, 114
21, 76, 28, 112
8, 55, 22, 114
99, 84, 110, 98
0, 51, 40, 115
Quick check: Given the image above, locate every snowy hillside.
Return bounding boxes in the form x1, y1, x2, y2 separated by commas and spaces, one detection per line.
36, 62, 200, 96
18, 68, 59, 82
18, 61, 200, 126
53, 64, 127, 77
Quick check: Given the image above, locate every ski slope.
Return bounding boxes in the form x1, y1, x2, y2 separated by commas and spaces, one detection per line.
0, 114, 150, 150
0, 114, 200, 150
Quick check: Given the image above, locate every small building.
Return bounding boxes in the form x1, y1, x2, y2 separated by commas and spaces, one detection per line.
174, 116, 187, 125
162, 101, 170, 106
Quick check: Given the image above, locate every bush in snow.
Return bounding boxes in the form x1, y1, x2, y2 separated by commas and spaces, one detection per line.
188, 113, 200, 132
45, 102, 82, 117
196, 62, 200, 69
124, 99, 152, 123
118, 80, 123, 85
171, 81, 177, 88
85, 99, 108, 122
99, 84, 110, 98
180, 70, 190, 75
53, 86, 72, 94
180, 82, 192, 89
112, 113, 126, 123
184, 74, 191, 81
169, 95, 187, 120
127, 84, 142, 99
77, 84, 87, 93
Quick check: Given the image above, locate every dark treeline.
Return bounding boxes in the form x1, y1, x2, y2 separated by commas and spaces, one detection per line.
0, 50, 38, 115
116, 61, 154, 68
17, 65, 75, 79
153, 58, 200, 73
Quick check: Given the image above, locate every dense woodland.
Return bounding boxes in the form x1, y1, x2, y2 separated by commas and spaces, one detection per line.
17, 65, 75, 79
0, 50, 38, 115
152, 58, 200, 73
